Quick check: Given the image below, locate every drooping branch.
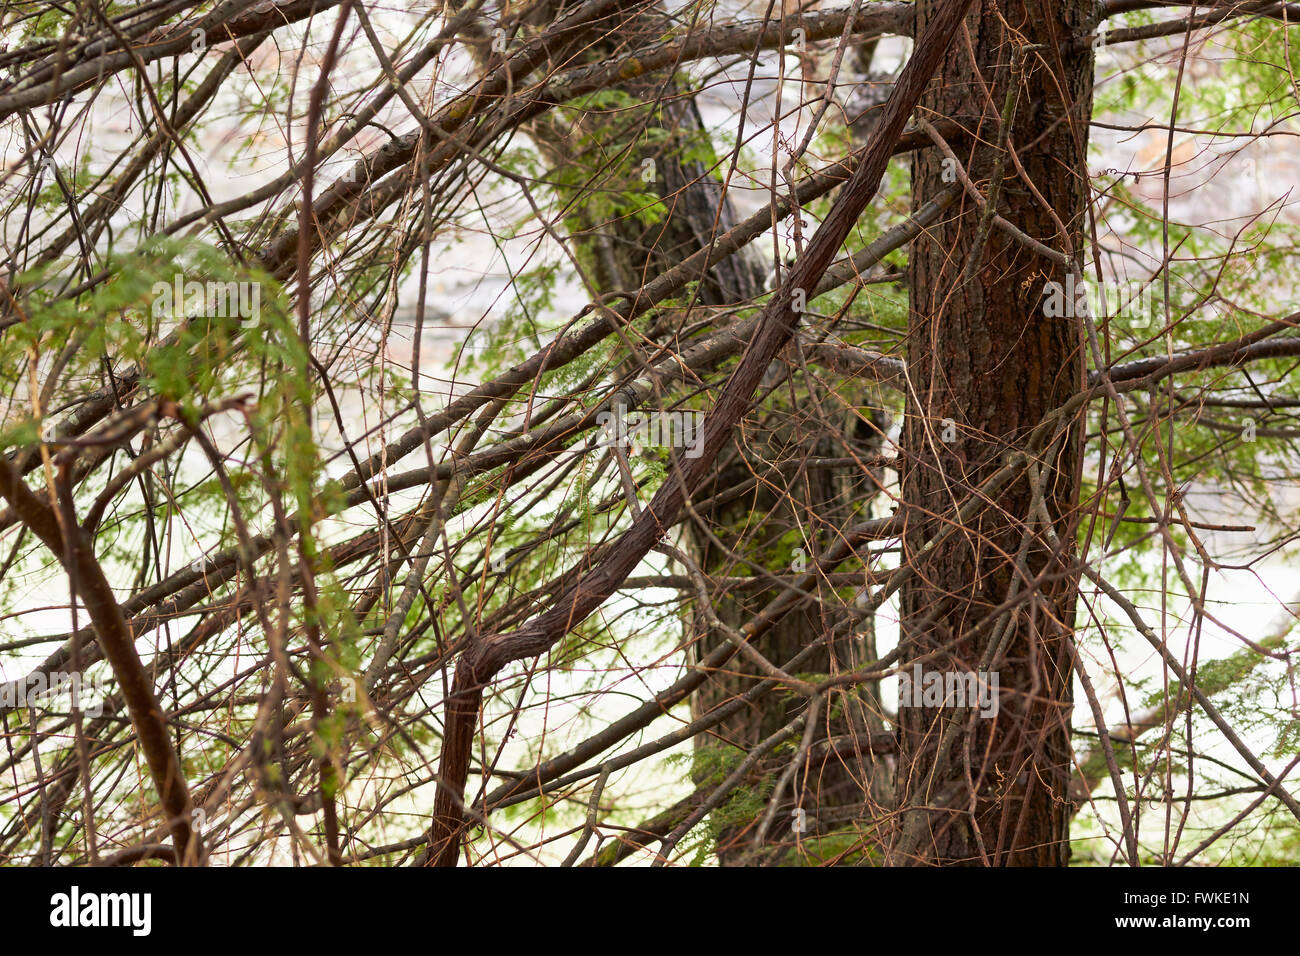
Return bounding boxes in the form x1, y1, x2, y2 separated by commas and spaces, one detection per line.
0, 0, 349, 121
423, 0, 978, 866
0, 453, 202, 864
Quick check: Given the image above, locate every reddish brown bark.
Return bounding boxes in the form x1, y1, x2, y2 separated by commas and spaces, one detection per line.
0, 458, 202, 863
891, 0, 1094, 866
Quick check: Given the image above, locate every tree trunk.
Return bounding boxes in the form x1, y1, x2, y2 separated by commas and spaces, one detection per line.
688, 403, 892, 864
524, 5, 893, 865
890, 0, 1094, 866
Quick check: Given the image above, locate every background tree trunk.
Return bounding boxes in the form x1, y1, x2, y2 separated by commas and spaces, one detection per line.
507, 0, 898, 865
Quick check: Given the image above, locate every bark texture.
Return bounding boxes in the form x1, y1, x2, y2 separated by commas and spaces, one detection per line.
891, 0, 1095, 866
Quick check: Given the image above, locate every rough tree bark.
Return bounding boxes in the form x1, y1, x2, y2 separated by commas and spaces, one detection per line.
890, 0, 1094, 866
